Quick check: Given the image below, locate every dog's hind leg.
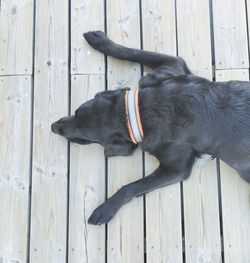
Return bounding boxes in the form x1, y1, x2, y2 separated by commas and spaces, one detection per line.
83, 31, 191, 73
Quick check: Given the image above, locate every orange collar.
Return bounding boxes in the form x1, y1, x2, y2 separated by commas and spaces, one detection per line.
125, 89, 144, 144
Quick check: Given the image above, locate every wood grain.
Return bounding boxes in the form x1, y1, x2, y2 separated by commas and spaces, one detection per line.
71, 0, 105, 74
29, 0, 68, 261
0, 0, 33, 75
213, 0, 249, 69
68, 75, 106, 263
69, 1, 106, 261
141, 1, 182, 262
177, 0, 222, 262
106, 0, 144, 262
177, 0, 212, 78
0, 76, 31, 263
183, 158, 221, 263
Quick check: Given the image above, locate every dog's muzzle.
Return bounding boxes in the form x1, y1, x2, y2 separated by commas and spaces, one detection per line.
51, 121, 61, 134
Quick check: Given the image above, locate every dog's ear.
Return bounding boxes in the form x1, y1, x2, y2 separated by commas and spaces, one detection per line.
95, 88, 129, 100
104, 143, 136, 157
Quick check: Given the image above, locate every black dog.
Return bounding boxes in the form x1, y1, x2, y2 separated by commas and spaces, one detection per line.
51, 31, 250, 225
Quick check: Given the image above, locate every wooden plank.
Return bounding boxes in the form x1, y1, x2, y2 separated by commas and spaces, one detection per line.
69, 0, 106, 260
68, 75, 106, 263
141, 0, 176, 54
0, 0, 33, 75
106, 1, 144, 262
177, 1, 222, 262
0, 76, 31, 263
215, 69, 250, 263
177, 0, 212, 78
216, 69, 249, 81
71, 0, 105, 74
141, 1, 182, 262
29, 0, 68, 261
145, 156, 183, 263
183, 158, 221, 263
213, 0, 249, 69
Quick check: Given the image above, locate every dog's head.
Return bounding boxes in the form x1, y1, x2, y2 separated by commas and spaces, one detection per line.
51, 88, 137, 157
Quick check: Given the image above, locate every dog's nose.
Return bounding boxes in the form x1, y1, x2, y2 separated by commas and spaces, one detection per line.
51, 122, 60, 134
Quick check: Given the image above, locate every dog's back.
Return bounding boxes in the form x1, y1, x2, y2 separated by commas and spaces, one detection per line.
165, 77, 250, 179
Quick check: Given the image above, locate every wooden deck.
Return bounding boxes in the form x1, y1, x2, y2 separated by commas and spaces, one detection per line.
0, 0, 250, 262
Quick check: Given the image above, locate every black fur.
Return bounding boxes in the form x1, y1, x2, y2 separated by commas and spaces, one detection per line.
51, 31, 250, 225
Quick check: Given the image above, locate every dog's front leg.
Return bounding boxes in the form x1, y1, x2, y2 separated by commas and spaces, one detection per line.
83, 31, 191, 72
88, 166, 187, 225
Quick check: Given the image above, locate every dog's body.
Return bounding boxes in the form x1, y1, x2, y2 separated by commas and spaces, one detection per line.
51, 31, 250, 225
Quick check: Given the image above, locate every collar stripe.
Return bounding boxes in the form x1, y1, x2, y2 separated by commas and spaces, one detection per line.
125, 90, 137, 144
125, 89, 144, 144
135, 89, 144, 139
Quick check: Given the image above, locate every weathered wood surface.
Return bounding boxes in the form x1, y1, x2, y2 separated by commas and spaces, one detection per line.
106, 0, 144, 262
216, 69, 250, 263
29, 0, 69, 261
0, 0, 33, 75
184, 158, 222, 263
141, 1, 183, 262
213, 0, 249, 69
1, 0, 250, 262
69, 1, 106, 261
177, 0, 222, 262
216, 69, 249, 81
177, 0, 212, 78
69, 75, 106, 263
145, 155, 183, 263
71, 0, 105, 74
0, 76, 31, 263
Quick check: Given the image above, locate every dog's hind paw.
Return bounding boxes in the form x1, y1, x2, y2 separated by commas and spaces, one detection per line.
88, 202, 117, 225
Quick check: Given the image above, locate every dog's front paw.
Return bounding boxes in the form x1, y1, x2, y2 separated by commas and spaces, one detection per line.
83, 31, 111, 50
88, 202, 117, 225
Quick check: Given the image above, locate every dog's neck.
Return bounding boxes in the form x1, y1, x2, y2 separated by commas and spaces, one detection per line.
124, 89, 144, 144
